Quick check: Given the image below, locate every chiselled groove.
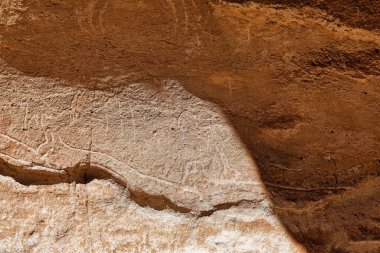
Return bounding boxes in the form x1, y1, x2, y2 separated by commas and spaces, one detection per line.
0, 157, 253, 217
0, 133, 40, 156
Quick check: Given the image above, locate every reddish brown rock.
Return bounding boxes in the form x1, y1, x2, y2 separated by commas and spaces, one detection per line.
0, 0, 379, 252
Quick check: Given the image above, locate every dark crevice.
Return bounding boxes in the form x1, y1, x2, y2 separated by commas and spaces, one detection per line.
0, 158, 192, 214
0, 158, 114, 186
0, 157, 250, 217
128, 188, 191, 214
199, 199, 255, 217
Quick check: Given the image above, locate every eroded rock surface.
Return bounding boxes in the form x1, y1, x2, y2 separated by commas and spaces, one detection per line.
0, 70, 304, 252
0, 177, 301, 252
0, 0, 379, 252
0, 74, 266, 212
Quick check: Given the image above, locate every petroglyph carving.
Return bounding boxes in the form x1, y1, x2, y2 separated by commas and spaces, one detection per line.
0, 76, 264, 212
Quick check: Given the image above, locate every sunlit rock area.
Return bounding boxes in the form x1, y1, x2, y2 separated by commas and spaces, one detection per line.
0, 0, 379, 252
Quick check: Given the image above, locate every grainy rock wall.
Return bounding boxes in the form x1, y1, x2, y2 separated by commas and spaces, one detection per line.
0, 0, 379, 252
0, 69, 304, 252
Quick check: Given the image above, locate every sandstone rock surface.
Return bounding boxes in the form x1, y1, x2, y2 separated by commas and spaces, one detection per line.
0, 0, 379, 252
0, 69, 304, 252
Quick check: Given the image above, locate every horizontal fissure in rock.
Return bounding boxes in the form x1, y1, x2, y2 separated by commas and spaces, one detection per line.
0, 157, 192, 214
0, 157, 250, 217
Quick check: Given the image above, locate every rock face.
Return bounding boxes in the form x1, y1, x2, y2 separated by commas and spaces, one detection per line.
0, 0, 379, 252
0, 77, 262, 211
0, 71, 304, 252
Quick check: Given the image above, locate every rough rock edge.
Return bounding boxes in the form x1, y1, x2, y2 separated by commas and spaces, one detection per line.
0, 156, 264, 217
